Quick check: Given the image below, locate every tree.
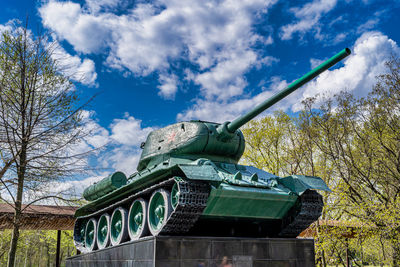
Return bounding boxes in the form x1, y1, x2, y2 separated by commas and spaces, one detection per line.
241, 111, 292, 175
0, 229, 76, 266
304, 58, 400, 266
241, 57, 400, 265
0, 22, 91, 267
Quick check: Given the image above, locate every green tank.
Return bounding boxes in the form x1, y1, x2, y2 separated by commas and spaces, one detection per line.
74, 48, 351, 252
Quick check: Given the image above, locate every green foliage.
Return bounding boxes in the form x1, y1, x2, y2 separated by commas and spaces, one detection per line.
242, 111, 292, 175
241, 57, 400, 266
0, 230, 76, 267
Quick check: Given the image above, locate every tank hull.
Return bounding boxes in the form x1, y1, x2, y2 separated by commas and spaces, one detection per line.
203, 183, 297, 219
73, 159, 328, 252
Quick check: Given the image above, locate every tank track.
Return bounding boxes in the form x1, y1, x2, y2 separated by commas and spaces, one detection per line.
74, 177, 210, 248
161, 180, 210, 234
278, 189, 323, 237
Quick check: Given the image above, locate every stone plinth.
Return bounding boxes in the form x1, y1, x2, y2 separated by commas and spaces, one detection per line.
66, 236, 315, 267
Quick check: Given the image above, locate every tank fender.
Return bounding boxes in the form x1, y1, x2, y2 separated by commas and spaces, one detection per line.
178, 159, 222, 181
277, 175, 331, 195
177, 160, 278, 188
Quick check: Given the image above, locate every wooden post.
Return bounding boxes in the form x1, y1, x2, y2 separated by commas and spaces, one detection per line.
56, 230, 61, 267
346, 238, 350, 267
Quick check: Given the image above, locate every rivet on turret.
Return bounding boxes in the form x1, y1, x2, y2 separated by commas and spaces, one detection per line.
233, 171, 242, 180
250, 173, 258, 182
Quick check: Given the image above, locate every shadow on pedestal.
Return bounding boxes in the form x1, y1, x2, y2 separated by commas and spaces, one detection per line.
66, 236, 315, 267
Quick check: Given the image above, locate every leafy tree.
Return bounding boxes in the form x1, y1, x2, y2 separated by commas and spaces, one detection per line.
241, 57, 400, 266
0, 229, 76, 266
0, 22, 91, 267
305, 57, 400, 266
241, 111, 292, 175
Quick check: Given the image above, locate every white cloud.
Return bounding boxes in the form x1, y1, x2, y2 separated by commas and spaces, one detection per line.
74, 112, 153, 174
39, 1, 111, 53
36, 112, 155, 198
178, 32, 400, 122
64, 110, 109, 160
177, 77, 288, 123
292, 31, 400, 111
42, 145, 141, 200
110, 113, 153, 146
84, 112, 153, 173
80, 111, 109, 148
94, 113, 154, 174
0, 20, 98, 87
52, 45, 98, 86
310, 58, 326, 69
158, 74, 179, 99
177, 92, 270, 123
356, 10, 385, 34
280, 0, 337, 40
45, 111, 148, 180
0, 22, 13, 34
357, 18, 379, 34
64, 110, 152, 176
85, 0, 123, 13
20, 173, 108, 203
107, 148, 142, 175
332, 33, 347, 44
39, 0, 277, 99
45, 175, 104, 198
194, 50, 257, 100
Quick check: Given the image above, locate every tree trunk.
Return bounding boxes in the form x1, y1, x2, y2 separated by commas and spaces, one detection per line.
316, 220, 327, 267
39, 243, 42, 267
46, 242, 50, 267
7, 142, 27, 267
322, 249, 327, 267
7, 207, 21, 267
393, 240, 400, 267
24, 242, 28, 267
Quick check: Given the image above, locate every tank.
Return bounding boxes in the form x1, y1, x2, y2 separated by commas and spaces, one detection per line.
73, 48, 351, 252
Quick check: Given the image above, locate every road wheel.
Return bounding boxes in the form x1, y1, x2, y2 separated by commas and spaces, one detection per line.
97, 213, 111, 249
110, 207, 128, 246
148, 189, 172, 236
85, 218, 97, 251
128, 198, 149, 240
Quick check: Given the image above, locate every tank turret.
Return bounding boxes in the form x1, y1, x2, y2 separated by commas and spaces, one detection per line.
138, 48, 351, 170
74, 48, 351, 253
137, 121, 245, 171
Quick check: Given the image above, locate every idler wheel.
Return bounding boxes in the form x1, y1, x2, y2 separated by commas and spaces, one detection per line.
73, 219, 87, 253
148, 189, 172, 236
128, 198, 149, 240
84, 218, 98, 251
110, 207, 129, 246
170, 182, 180, 210
96, 213, 111, 249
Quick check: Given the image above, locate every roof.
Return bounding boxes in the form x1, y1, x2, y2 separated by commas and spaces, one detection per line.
299, 219, 370, 238
0, 203, 77, 230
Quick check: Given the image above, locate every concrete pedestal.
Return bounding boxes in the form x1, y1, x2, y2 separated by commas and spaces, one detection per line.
66, 236, 315, 267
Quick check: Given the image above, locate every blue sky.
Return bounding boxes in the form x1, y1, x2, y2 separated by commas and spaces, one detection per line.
1, 0, 399, 196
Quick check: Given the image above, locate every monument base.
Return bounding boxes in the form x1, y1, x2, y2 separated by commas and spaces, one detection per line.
66, 236, 315, 267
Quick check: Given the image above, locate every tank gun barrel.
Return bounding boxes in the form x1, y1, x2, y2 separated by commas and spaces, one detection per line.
225, 48, 351, 133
